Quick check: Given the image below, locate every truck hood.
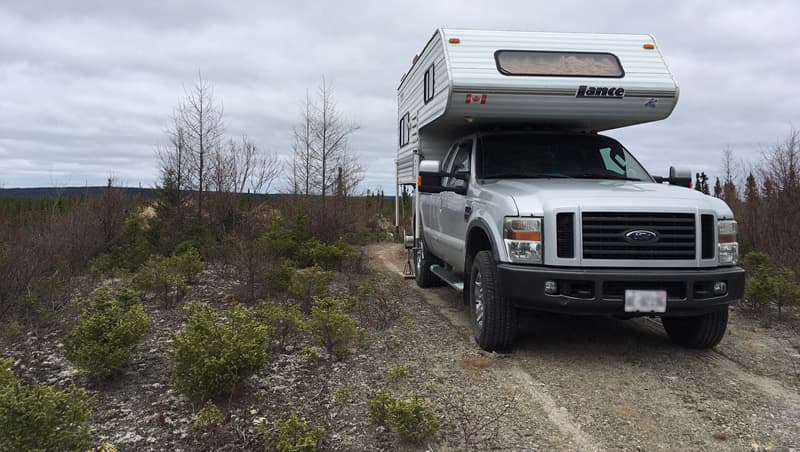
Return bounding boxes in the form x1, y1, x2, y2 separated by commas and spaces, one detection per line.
481, 178, 734, 217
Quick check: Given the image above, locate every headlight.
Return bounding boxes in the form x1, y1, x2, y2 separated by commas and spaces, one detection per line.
504, 217, 542, 263
718, 220, 738, 265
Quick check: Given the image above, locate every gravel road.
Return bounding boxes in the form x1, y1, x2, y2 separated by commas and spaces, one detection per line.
373, 243, 800, 451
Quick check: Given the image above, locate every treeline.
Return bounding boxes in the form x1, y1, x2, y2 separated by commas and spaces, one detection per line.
706, 128, 800, 319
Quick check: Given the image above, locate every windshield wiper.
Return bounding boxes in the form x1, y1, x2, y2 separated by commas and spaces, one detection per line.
572, 172, 642, 182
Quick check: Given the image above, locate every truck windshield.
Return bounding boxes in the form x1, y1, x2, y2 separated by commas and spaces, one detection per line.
477, 133, 652, 182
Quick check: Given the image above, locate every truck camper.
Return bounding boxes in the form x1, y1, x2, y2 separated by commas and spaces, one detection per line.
396, 29, 744, 351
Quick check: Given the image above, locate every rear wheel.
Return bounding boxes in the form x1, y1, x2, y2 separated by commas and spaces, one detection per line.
469, 250, 515, 351
662, 307, 728, 349
415, 234, 442, 288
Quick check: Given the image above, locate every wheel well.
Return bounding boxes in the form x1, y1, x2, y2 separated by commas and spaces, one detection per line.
463, 227, 493, 305
466, 227, 493, 260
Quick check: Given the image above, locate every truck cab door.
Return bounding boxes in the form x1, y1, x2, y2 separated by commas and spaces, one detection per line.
422, 142, 456, 259
439, 138, 473, 273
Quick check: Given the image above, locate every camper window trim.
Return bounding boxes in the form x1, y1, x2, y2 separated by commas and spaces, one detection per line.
423, 64, 435, 104
494, 50, 625, 78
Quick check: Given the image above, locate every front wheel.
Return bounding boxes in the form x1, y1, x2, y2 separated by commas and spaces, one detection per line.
469, 250, 515, 351
662, 307, 729, 349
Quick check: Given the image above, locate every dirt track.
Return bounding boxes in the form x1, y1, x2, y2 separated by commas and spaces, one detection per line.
372, 243, 800, 451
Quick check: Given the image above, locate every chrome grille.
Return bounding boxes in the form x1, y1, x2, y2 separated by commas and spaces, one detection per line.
582, 212, 696, 260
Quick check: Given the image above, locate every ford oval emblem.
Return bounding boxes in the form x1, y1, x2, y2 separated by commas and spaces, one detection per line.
624, 229, 659, 243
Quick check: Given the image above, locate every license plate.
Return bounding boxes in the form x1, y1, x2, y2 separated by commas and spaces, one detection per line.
624, 290, 667, 313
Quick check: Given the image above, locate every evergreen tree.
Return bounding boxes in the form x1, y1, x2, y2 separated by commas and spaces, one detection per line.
713, 177, 723, 198
744, 173, 759, 204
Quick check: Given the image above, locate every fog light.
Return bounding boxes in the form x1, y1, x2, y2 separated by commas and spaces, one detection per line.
544, 280, 558, 295
713, 281, 727, 295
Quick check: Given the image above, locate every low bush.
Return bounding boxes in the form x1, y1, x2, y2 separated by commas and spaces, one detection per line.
90, 218, 155, 274
0, 358, 93, 451
174, 248, 203, 284
193, 400, 225, 432
264, 259, 295, 295
367, 392, 394, 426
387, 364, 409, 384
306, 296, 356, 360
133, 249, 201, 307
298, 239, 351, 270
63, 288, 150, 379
367, 392, 438, 444
170, 302, 272, 401
742, 251, 800, 319
288, 266, 333, 312
262, 412, 325, 452
255, 299, 304, 350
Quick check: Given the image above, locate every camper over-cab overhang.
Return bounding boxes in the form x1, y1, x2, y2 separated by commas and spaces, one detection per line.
396, 29, 680, 184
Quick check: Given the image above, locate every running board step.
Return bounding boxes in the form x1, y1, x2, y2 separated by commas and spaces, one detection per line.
430, 265, 464, 292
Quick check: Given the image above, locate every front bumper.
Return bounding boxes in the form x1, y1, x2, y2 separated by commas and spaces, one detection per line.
496, 264, 745, 316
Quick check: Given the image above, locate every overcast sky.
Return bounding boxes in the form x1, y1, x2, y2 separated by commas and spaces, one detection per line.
0, 0, 797, 193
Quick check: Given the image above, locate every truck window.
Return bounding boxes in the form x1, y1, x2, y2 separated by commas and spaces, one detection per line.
443, 139, 472, 188
477, 134, 651, 182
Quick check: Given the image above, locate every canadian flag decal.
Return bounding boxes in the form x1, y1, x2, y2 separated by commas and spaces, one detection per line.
465, 93, 487, 104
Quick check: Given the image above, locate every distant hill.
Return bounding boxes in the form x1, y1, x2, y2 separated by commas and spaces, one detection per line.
0, 187, 396, 201
0, 186, 158, 199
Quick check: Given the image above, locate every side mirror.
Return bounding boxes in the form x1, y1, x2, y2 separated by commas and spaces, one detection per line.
418, 159, 469, 194
654, 166, 692, 188
418, 160, 443, 193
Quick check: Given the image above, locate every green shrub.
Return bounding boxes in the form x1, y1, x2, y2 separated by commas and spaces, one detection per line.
387, 364, 409, 384
367, 393, 394, 426
133, 250, 201, 307
265, 260, 296, 294
172, 240, 200, 257
288, 266, 333, 311
262, 412, 325, 452
90, 218, 154, 273
742, 251, 800, 319
0, 358, 93, 451
367, 392, 438, 444
255, 299, 304, 350
170, 302, 272, 401
63, 288, 150, 379
193, 400, 224, 432
259, 216, 307, 260
174, 248, 203, 284
297, 239, 351, 270
306, 296, 356, 360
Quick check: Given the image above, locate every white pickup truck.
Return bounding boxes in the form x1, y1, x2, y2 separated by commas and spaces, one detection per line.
396, 29, 745, 351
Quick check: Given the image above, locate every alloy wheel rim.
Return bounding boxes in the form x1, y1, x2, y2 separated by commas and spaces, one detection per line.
473, 271, 485, 329
416, 241, 424, 275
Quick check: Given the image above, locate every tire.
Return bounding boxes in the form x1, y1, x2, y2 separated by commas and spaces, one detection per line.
662, 307, 728, 349
415, 234, 442, 288
469, 250, 515, 351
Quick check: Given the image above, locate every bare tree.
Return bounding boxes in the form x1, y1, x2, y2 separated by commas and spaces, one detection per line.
230, 135, 281, 194
287, 79, 360, 199
289, 92, 316, 196
312, 78, 359, 210
178, 73, 225, 217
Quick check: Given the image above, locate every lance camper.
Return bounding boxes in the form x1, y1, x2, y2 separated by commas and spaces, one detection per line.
395, 29, 744, 351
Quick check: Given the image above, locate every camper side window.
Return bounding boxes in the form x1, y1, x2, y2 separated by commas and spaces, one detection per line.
423, 64, 435, 103
399, 113, 410, 146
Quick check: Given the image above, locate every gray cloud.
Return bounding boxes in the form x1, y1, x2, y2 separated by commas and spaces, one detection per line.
1, 0, 798, 192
